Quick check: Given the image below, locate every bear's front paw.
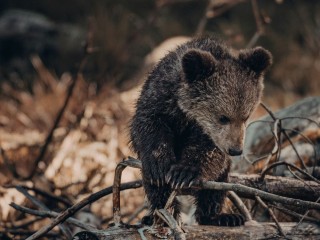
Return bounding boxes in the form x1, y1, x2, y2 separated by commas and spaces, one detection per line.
200, 214, 245, 226
165, 164, 200, 189
143, 159, 170, 187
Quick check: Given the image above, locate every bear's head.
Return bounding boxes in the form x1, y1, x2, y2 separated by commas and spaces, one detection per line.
178, 47, 272, 156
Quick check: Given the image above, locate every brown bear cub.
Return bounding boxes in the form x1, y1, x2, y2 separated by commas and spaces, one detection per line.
130, 36, 272, 226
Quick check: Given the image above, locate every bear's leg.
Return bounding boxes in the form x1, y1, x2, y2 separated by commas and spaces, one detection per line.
194, 189, 244, 226
142, 182, 181, 225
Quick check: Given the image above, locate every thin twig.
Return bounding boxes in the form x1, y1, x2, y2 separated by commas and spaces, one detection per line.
274, 120, 282, 175
280, 116, 320, 128
25, 180, 142, 240
9, 217, 43, 229
4, 184, 72, 207
260, 103, 277, 120
246, 119, 274, 129
255, 196, 286, 237
292, 196, 320, 235
25, 20, 95, 180
165, 191, 177, 210
271, 204, 320, 224
2, 229, 59, 238
282, 127, 318, 164
251, 0, 264, 34
282, 130, 308, 170
228, 191, 252, 221
113, 157, 142, 225
246, 0, 265, 48
15, 186, 72, 239
246, 32, 261, 48
196, 0, 246, 35
260, 102, 309, 172
155, 209, 186, 240
201, 181, 320, 211
285, 166, 316, 194
10, 203, 96, 231
261, 119, 281, 173
260, 161, 320, 184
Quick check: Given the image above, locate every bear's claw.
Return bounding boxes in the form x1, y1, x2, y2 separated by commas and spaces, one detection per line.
199, 213, 245, 226
165, 164, 199, 189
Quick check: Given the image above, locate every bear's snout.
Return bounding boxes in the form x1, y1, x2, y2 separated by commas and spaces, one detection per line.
228, 148, 243, 156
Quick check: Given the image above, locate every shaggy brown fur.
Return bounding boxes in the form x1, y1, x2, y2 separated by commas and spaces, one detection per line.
130, 36, 272, 226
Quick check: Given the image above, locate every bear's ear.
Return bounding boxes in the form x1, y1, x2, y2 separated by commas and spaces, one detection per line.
239, 47, 272, 75
182, 49, 216, 83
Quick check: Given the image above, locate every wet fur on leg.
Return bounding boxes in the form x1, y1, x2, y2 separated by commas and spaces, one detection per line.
194, 186, 245, 226
142, 181, 181, 225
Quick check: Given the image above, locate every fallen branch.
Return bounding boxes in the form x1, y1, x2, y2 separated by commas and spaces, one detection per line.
255, 196, 285, 237
229, 173, 320, 201
202, 181, 320, 211
10, 202, 96, 231
72, 222, 320, 240
23, 159, 320, 239
245, 97, 320, 157
15, 185, 72, 238
227, 191, 252, 221
25, 180, 142, 240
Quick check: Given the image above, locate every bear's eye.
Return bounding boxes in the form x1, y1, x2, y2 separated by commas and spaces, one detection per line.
219, 115, 230, 125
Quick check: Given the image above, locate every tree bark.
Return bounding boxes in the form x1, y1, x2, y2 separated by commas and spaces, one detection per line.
73, 222, 320, 240
229, 173, 320, 201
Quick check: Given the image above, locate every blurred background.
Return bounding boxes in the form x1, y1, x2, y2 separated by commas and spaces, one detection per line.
0, 0, 319, 237
1, 0, 320, 97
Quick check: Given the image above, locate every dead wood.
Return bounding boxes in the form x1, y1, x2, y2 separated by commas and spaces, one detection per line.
13, 158, 320, 239
233, 96, 320, 173
246, 97, 320, 156
228, 173, 320, 201
72, 222, 320, 240
14, 172, 320, 239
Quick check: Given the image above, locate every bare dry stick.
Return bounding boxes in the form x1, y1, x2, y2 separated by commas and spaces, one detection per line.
26, 158, 320, 239
255, 196, 285, 237
201, 181, 320, 211
282, 130, 308, 170
113, 158, 142, 225
246, 0, 265, 48
153, 191, 178, 226
274, 120, 283, 176
285, 166, 318, 194
228, 173, 320, 201
280, 116, 320, 128
260, 102, 276, 119
228, 191, 252, 221
196, 0, 246, 35
4, 184, 72, 207
155, 209, 186, 240
25, 20, 95, 180
251, 0, 264, 34
25, 180, 142, 240
283, 127, 318, 163
271, 204, 320, 224
293, 196, 320, 235
7, 217, 43, 230
16, 186, 72, 239
261, 119, 281, 173
260, 103, 309, 171
10, 203, 96, 231
260, 161, 320, 184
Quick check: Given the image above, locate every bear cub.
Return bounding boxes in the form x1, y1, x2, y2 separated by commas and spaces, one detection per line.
130, 36, 272, 226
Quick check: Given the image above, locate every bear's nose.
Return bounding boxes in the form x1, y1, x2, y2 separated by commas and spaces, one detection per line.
228, 148, 243, 156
